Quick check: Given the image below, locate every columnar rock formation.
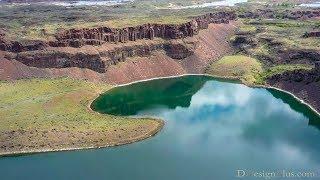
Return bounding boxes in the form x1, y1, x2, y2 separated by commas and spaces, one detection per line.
51, 11, 236, 48
267, 67, 320, 113
0, 11, 234, 73
303, 31, 320, 38
8, 40, 196, 73
268, 69, 320, 84
2, 9, 320, 52
315, 61, 320, 71
0, 11, 236, 52
0, 40, 47, 53
15, 51, 107, 73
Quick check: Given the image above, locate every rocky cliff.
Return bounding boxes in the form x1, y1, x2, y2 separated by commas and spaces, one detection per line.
6, 39, 196, 73
52, 11, 235, 47
0, 22, 237, 83
0, 11, 236, 53
268, 68, 320, 84
0, 11, 233, 73
267, 63, 320, 112
303, 31, 320, 38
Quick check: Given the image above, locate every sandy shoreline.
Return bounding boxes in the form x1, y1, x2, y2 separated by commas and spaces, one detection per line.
1, 73, 319, 157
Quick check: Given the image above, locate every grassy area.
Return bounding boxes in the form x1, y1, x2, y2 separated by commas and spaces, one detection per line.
238, 25, 257, 34
206, 55, 314, 85
0, 78, 161, 155
255, 64, 313, 84
206, 55, 263, 85
233, 18, 320, 70
0, 2, 218, 41
239, 18, 320, 54
99, 16, 190, 28
4, 15, 191, 41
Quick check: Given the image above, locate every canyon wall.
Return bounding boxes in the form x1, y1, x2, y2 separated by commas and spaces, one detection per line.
267, 65, 320, 113
8, 40, 196, 73
51, 11, 236, 48
0, 11, 234, 73
0, 11, 236, 52
0, 22, 237, 83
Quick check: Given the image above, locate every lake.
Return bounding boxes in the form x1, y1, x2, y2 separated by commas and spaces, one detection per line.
1, 75, 320, 179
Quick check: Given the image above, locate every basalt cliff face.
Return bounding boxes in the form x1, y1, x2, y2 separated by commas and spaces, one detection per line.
303, 31, 320, 38
9, 40, 196, 73
267, 64, 320, 112
52, 11, 236, 48
0, 22, 237, 83
0, 11, 236, 53
0, 11, 235, 74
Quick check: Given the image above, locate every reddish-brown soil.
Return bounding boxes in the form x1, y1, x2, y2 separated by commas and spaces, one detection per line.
0, 22, 237, 84
180, 23, 236, 73
105, 52, 187, 84
268, 80, 320, 113
0, 58, 105, 82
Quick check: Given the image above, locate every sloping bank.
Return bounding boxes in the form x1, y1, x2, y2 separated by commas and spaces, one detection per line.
0, 55, 319, 156
205, 55, 320, 115
0, 78, 163, 156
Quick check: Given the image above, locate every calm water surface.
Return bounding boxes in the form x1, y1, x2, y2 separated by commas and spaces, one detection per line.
1, 75, 320, 180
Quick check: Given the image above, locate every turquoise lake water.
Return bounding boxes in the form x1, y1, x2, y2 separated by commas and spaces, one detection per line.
1, 75, 320, 179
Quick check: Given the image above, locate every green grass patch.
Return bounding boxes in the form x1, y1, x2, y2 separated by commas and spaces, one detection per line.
0, 78, 157, 132
238, 24, 257, 34
255, 64, 313, 84
0, 2, 210, 41
206, 55, 263, 85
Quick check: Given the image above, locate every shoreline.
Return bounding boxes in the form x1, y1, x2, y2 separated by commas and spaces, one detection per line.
1, 73, 319, 157
0, 118, 164, 157
0, 85, 165, 157
105, 73, 320, 116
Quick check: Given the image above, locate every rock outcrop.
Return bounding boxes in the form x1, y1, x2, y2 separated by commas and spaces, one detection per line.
279, 49, 320, 64
0, 11, 236, 53
51, 11, 236, 48
232, 28, 320, 65
0, 40, 47, 53
268, 69, 320, 84
15, 51, 107, 73
9, 40, 197, 72
315, 61, 320, 71
303, 31, 320, 38
0, 11, 234, 73
0, 22, 237, 82
267, 66, 320, 113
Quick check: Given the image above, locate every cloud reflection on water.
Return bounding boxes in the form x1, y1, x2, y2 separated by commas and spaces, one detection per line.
138, 80, 320, 171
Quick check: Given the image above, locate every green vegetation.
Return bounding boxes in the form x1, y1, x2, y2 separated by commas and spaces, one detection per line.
255, 64, 313, 84
240, 19, 320, 54
206, 55, 314, 85
233, 18, 320, 75
238, 25, 257, 34
206, 55, 263, 85
0, 78, 158, 131
0, 2, 218, 41
0, 78, 161, 154
99, 16, 190, 28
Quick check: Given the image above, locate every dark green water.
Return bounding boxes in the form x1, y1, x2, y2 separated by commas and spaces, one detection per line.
1, 75, 320, 180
